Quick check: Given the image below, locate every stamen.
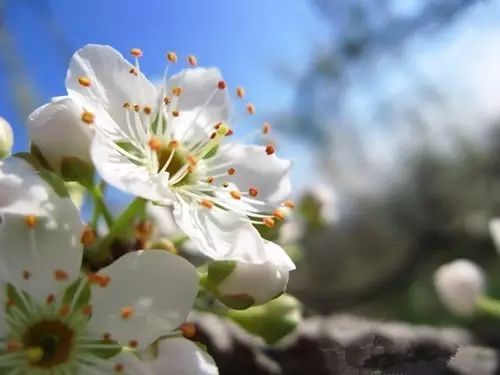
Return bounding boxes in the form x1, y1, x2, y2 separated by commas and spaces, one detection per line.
172, 110, 180, 117
217, 80, 226, 90
200, 199, 214, 209
24, 215, 38, 229
263, 217, 275, 228
180, 323, 197, 338
227, 167, 236, 175
265, 144, 275, 155
230, 190, 241, 200
6, 340, 23, 352
82, 304, 92, 316
226, 128, 234, 136
26, 347, 44, 362
22, 270, 31, 280
207, 176, 214, 184
58, 304, 71, 317
246, 103, 256, 115
115, 363, 125, 373
169, 139, 179, 148
103, 333, 112, 341
128, 340, 138, 348
248, 187, 258, 197
129, 68, 138, 76
133, 104, 140, 112
262, 122, 271, 134
54, 269, 69, 281
123, 102, 131, 109
273, 209, 285, 221
87, 273, 111, 288
187, 55, 197, 66
81, 111, 95, 124
166, 51, 178, 63
78, 76, 91, 87
46, 294, 55, 304
172, 87, 183, 97
283, 200, 295, 209
236, 86, 245, 98
130, 48, 143, 57
164, 97, 171, 105
120, 306, 134, 320
148, 137, 163, 151
143, 106, 152, 115
80, 226, 96, 247
187, 154, 198, 167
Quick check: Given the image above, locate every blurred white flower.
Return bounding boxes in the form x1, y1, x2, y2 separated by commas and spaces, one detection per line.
206, 225, 295, 309
310, 182, 339, 224
33, 44, 293, 267
27, 96, 94, 173
489, 218, 500, 253
433, 259, 485, 316
0, 117, 13, 159
0, 157, 199, 373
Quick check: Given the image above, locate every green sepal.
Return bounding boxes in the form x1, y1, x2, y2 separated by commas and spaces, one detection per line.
219, 293, 255, 310
62, 278, 91, 312
60, 156, 94, 188
85, 340, 123, 359
5, 284, 33, 316
206, 261, 237, 289
30, 143, 53, 171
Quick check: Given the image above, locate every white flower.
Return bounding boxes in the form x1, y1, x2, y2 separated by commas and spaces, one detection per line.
31, 44, 294, 269
433, 259, 485, 316
205, 224, 294, 309
0, 117, 13, 159
27, 96, 94, 173
489, 218, 500, 254
0, 157, 200, 373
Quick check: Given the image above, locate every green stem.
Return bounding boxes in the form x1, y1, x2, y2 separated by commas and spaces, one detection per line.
90, 183, 114, 229
477, 296, 500, 317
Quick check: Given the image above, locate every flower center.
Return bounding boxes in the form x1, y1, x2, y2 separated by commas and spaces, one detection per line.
23, 320, 74, 367
155, 141, 199, 186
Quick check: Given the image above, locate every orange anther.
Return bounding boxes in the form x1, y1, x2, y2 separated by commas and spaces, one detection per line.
148, 137, 163, 151
46, 294, 55, 304
187, 55, 197, 66
123, 102, 131, 108
115, 363, 125, 373
263, 217, 275, 228
169, 139, 179, 148
80, 226, 96, 247
81, 111, 94, 124
87, 273, 111, 287
262, 122, 271, 134
283, 200, 295, 209
24, 215, 38, 229
166, 51, 178, 63
128, 340, 139, 348
54, 269, 69, 281
121, 306, 134, 320
236, 86, 245, 98
246, 103, 256, 115
227, 168, 236, 175
6, 340, 23, 352
265, 144, 275, 155
248, 187, 258, 197
143, 106, 152, 115
172, 110, 180, 117
78, 76, 91, 87
180, 323, 197, 338
207, 176, 214, 184
273, 209, 285, 221
129, 67, 138, 76
133, 104, 140, 112
218, 80, 226, 90
187, 154, 198, 166
200, 199, 214, 209
230, 190, 241, 200
22, 270, 31, 280
172, 87, 183, 96
58, 304, 70, 317
130, 48, 143, 57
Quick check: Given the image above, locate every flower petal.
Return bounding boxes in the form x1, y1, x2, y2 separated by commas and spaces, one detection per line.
146, 202, 182, 238
27, 96, 94, 172
143, 338, 218, 375
167, 68, 230, 142
88, 250, 198, 349
0, 157, 83, 303
91, 134, 173, 203
66, 44, 158, 138
206, 143, 292, 209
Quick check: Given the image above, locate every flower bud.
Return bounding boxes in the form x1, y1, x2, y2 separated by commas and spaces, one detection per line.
0, 117, 13, 159
27, 96, 93, 174
433, 259, 485, 316
206, 260, 290, 310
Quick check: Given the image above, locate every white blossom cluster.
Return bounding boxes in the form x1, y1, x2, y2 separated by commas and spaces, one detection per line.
0, 45, 296, 374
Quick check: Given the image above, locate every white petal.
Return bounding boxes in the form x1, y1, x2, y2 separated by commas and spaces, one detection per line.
27, 96, 94, 172
90, 351, 152, 375
146, 202, 182, 238
489, 218, 500, 254
66, 44, 157, 136
0, 117, 13, 159
144, 338, 218, 375
0, 157, 83, 303
88, 250, 198, 349
168, 68, 230, 142
206, 143, 292, 209
91, 134, 174, 203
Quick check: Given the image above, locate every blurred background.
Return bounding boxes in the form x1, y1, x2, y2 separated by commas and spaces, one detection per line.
4, 0, 500, 371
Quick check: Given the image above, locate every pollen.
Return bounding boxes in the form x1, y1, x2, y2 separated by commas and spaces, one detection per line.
236, 86, 245, 98
88, 273, 111, 287
218, 80, 226, 90
81, 111, 94, 124
283, 200, 295, 209
130, 48, 143, 57
121, 306, 134, 320
227, 167, 236, 175
148, 136, 163, 151
128, 340, 139, 348
262, 122, 271, 134
54, 269, 69, 281
172, 110, 180, 117
207, 176, 215, 184
188, 55, 198, 66
24, 215, 38, 229
78, 76, 91, 87
46, 294, 55, 304
248, 187, 258, 197
200, 199, 214, 209
143, 106, 152, 115
180, 323, 197, 338
187, 154, 198, 166
6, 340, 23, 353
172, 87, 183, 96
246, 103, 256, 115
164, 96, 171, 105
80, 226, 96, 246
22, 270, 31, 280
58, 304, 70, 317
166, 51, 178, 63
273, 209, 285, 221
230, 190, 241, 200
115, 363, 125, 373
265, 144, 275, 155
263, 217, 275, 228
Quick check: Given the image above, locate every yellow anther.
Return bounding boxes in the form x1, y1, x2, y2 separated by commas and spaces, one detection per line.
200, 199, 214, 209
78, 76, 91, 87
143, 106, 152, 115
172, 87, 182, 97
166, 51, 178, 63
230, 190, 241, 200
236, 86, 245, 98
81, 111, 94, 124
263, 217, 275, 228
187, 55, 197, 66
130, 48, 143, 57
121, 306, 134, 320
262, 122, 271, 134
148, 137, 163, 151
24, 215, 38, 229
26, 347, 44, 362
246, 103, 256, 115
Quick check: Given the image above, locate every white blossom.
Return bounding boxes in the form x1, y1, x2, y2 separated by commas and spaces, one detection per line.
0, 117, 13, 160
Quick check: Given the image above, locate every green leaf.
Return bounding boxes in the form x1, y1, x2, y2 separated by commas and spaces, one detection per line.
60, 156, 95, 188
